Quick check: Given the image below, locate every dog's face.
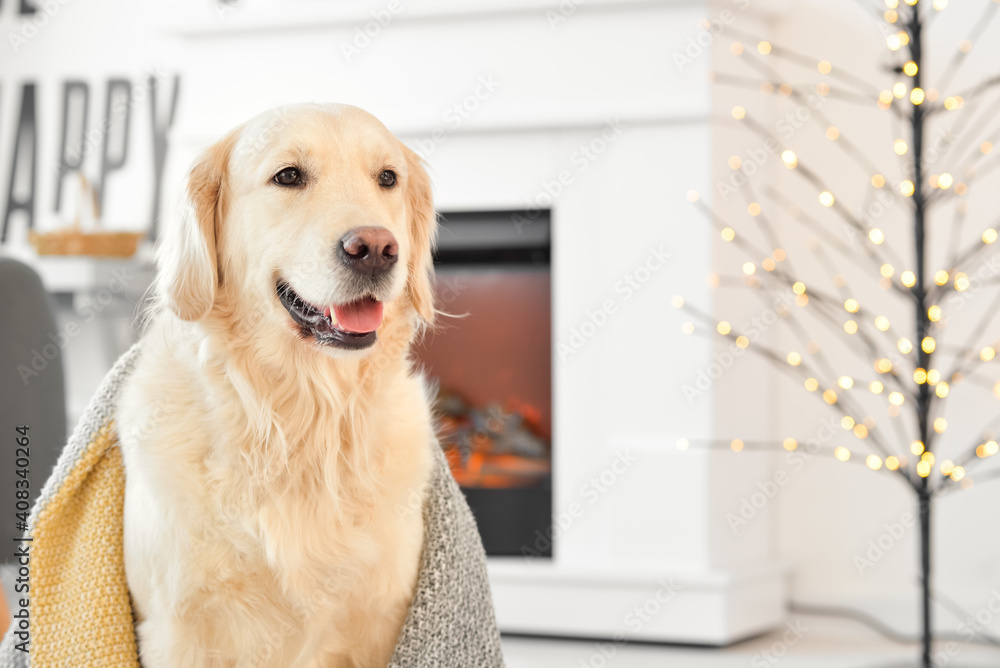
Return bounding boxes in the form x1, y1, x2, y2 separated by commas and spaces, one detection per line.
157, 104, 436, 356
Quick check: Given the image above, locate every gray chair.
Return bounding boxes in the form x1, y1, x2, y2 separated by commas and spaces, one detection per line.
0, 258, 67, 567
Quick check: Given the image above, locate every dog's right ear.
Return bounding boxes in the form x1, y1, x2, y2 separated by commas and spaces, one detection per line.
157, 129, 240, 322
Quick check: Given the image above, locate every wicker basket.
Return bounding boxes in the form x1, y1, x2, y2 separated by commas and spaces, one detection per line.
29, 173, 144, 258
29, 228, 144, 258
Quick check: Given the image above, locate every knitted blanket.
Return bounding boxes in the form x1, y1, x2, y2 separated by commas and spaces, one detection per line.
0, 344, 504, 667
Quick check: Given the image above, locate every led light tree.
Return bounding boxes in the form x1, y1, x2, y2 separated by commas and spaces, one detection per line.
675, 2, 1000, 666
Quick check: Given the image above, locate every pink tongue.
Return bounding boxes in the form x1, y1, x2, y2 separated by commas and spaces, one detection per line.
330, 298, 384, 334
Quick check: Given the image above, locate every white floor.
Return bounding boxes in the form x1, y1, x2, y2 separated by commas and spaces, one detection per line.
501, 613, 1000, 667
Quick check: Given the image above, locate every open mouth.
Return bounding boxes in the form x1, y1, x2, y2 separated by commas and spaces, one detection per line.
276, 280, 384, 350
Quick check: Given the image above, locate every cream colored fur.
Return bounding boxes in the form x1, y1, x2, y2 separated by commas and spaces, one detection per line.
117, 104, 439, 668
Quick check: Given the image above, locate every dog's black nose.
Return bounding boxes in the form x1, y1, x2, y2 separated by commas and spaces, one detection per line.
339, 227, 399, 277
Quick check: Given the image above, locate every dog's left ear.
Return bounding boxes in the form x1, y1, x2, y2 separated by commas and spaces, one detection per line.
402, 145, 438, 325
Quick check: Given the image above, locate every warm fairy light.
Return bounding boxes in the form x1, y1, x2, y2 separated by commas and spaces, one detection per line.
922, 337, 936, 353
730, 42, 744, 56
838, 376, 854, 390
833, 274, 846, 288
717, 321, 732, 335
911, 440, 925, 455
823, 389, 838, 404
736, 336, 749, 349
835, 447, 851, 462
900, 180, 915, 197
944, 96, 964, 110
787, 351, 802, 366
878, 91, 893, 109
886, 456, 900, 471
901, 271, 916, 287
671, 295, 684, 308
893, 82, 907, 98
732, 106, 746, 119
984, 142, 995, 155
762, 258, 776, 271
783, 438, 798, 451
887, 34, 902, 50
844, 320, 858, 334
757, 41, 772, 55
983, 229, 998, 244
826, 127, 840, 141
880, 263, 894, 278
936, 382, 949, 398
934, 417, 948, 433
805, 377, 819, 392
903, 61, 918, 76
884, 9, 898, 22
707, 273, 720, 287
781, 150, 798, 168
818, 60, 832, 74
894, 139, 909, 155
819, 191, 835, 207
795, 294, 809, 307
934, 270, 949, 285
853, 424, 869, 439
932, 0, 948, 9
955, 182, 967, 196
885, 0, 898, 8
982, 347, 996, 362
910, 88, 925, 105
743, 262, 756, 275
844, 298, 860, 313
842, 416, 855, 429
914, 368, 928, 384
959, 40, 972, 53
687, 190, 700, 202
867, 455, 883, 470
872, 174, 886, 188
875, 316, 890, 331
721, 227, 735, 241
938, 173, 953, 189
778, 84, 793, 96
773, 248, 786, 262
681, 322, 695, 335
748, 202, 762, 216
951, 466, 966, 481
954, 273, 969, 291
940, 460, 955, 475
728, 155, 742, 169
876, 358, 893, 374
889, 392, 905, 406
986, 441, 1000, 456
731, 439, 744, 452
792, 282, 806, 295
897, 31, 910, 45
927, 369, 941, 384
898, 338, 913, 354
928, 305, 942, 321
870, 381, 884, 394
917, 461, 931, 477
869, 229, 885, 244
677, 438, 690, 451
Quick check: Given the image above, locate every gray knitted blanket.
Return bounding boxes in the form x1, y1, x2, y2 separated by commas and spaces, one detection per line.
0, 344, 504, 667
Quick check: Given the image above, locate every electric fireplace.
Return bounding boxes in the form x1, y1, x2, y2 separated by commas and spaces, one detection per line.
414, 210, 552, 557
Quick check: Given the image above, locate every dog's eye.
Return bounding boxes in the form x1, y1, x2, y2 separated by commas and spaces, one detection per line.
273, 167, 302, 187
378, 170, 397, 188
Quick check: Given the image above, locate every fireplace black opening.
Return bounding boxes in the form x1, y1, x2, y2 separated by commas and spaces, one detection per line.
414, 209, 552, 558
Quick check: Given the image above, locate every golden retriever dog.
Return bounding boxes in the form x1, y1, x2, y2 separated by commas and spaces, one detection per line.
117, 103, 438, 667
